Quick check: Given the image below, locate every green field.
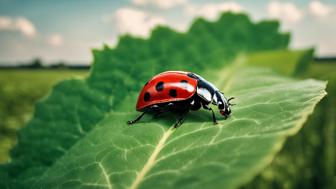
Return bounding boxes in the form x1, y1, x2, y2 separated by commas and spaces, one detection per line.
0, 69, 88, 162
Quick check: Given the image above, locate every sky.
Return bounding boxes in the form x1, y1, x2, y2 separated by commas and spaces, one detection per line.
0, 0, 335, 64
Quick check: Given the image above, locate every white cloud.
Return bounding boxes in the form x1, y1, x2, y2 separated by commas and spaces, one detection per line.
185, 2, 244, 21
133, 0, 188, 9
47, 34, 64, 46
114, 8, 166, 37
267, 1, 303, 23
15, 17, 36, 37
0, 16, 36, 37
309, 1, 334, 17
0, 17, 12, 28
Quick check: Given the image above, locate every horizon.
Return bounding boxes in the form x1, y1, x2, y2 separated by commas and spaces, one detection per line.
1, 0, 335, 65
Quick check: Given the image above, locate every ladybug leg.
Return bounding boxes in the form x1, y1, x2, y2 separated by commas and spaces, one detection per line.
174, 110, 189, 128
128, 105, 162, 124
127, 111, 147, 125
202, 104, 218, 124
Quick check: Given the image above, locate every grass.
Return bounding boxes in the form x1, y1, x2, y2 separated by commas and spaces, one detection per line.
0, 69, 88, 163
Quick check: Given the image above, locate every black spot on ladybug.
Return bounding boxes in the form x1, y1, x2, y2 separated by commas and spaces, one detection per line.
169, 89, 177, 97
155, 81, 164, 92
187, 73, 198, 79
144, 92, 150, 101
180, 80, 189, 89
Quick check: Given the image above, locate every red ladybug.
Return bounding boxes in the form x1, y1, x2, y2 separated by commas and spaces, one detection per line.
127, 71, 234, 127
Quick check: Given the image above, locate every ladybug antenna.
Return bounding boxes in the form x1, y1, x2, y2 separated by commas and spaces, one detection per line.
228, 97, 234, 101
228, 97, 236, 106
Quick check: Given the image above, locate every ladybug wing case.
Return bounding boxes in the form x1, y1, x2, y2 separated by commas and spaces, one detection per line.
136, 71, 198, 111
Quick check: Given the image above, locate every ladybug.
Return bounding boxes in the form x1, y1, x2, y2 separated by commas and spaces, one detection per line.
127, 71, 234, 127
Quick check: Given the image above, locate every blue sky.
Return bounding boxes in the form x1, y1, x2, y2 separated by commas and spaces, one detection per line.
0, 0, 335, 64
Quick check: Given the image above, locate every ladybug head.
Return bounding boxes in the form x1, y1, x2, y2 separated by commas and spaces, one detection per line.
217, 92, 234, 117
220, 106, 231, 117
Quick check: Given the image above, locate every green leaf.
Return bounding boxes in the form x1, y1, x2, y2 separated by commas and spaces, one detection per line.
241, 61, 336, 189
244, 48, 314, 75
33, 65, 326, 189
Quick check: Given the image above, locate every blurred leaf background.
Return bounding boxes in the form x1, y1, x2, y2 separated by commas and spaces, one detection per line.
0, 0, 335, 188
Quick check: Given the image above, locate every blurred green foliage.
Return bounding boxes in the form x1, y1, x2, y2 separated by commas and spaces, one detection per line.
0, 70, 87, 162
245, 49, 314, 75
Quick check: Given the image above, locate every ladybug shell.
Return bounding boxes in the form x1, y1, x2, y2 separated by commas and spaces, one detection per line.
136, 71, 198, 111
